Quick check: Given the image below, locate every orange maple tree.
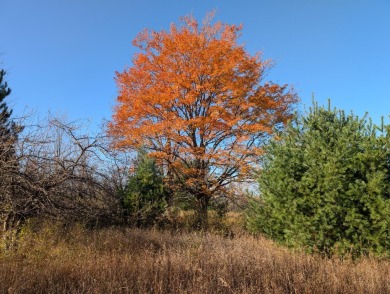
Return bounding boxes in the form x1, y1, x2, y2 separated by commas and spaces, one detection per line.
109, 13, 298, 228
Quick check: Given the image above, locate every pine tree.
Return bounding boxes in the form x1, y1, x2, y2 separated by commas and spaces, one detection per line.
0, 69, 15, 147
247, 101, 390, 257
1, 68, 23, 249
0, 68, 18, 200
0, 69, 22, 161
122, 149, 167, 227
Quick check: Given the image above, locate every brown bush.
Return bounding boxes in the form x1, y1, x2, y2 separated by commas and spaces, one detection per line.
1, 114, 127, 248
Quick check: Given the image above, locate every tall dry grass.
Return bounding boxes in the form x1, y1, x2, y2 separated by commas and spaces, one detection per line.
1, 224, 389, 293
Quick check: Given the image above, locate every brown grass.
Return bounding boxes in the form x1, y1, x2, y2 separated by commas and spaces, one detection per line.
1, 224, 389, 293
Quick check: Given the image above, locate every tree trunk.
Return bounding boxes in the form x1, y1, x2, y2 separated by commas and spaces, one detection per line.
194, 195, 209, 231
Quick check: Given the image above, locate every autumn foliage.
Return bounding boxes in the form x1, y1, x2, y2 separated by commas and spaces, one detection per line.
109, 13, 298, 228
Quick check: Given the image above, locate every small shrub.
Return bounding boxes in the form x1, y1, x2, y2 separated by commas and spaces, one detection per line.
122, 149, 167, 227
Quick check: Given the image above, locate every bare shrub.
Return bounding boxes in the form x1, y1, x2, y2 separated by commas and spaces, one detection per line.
1, 113, 129, 249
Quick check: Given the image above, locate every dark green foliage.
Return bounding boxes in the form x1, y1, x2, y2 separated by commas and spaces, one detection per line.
210, 196, 229, 219
122, 149, 167, 227
0, 69, 22, 162
1, 68, 24, 248
0, 69, 12, 118
247, 101, 390, 257
0, 69, 17, 147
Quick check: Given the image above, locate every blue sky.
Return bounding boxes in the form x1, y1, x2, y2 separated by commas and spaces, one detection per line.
2, 0, 390, 130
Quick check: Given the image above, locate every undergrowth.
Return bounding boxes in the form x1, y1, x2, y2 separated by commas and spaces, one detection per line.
1, 222, 389, 293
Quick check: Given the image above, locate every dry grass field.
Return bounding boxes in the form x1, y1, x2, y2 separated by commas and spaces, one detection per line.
1, 222, 389, 294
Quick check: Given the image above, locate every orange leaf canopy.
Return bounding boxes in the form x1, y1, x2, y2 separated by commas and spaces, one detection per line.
109, 13, 297, 197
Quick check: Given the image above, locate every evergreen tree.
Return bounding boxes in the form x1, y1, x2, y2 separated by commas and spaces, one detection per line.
1, 68, 23, 249
122, 149, 167, 227
247, 101, 390, 257
0, 69, 16, 147
0, 69, 21, 161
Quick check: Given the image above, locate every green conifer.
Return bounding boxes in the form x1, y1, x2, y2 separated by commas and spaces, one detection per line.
247, 101, 390, 257
122, 149, 167, 227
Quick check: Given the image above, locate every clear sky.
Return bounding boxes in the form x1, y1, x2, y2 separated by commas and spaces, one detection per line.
2, 0, 390, 130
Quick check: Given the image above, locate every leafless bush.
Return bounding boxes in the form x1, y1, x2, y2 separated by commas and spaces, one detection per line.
1, 113, 131, 248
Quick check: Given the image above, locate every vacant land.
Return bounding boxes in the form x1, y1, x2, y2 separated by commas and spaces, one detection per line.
1, 225, 389, 293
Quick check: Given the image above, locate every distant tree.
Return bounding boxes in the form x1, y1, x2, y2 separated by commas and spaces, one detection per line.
0, 68, 24, 248
109, 13, 298, 229
0, 68, 18, 208
247, 101, 390, 257
0, 69, 19, 156
122, 149, 167, 227
0, 70, 12, 118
